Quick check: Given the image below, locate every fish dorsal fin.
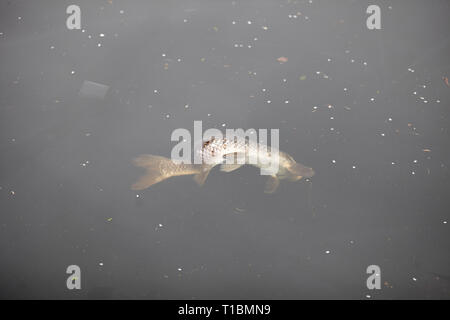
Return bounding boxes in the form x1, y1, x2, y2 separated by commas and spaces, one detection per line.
220, 163, 244, 173
193, 165, 213, 186
264, 176, 280, 194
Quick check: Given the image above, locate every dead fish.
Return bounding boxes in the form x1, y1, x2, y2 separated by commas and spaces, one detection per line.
131, 137, 314, 193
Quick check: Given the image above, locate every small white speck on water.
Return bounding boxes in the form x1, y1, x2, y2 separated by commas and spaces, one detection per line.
267, 100, 271, 104
325, 250, 330, 254
154, 89, 158, 93
381, 133, 385, 137
392, 162, 396, 165
388, 118, 392, 122
71, 70, 75, 75
99, 262, 104, 266
97, 43, 102, 47
50, 45, 55, 49
330, 117, 334, 120
411, 171, 415, 175
366, 295, 371, 299
344, 88, 348, 91
158, 223, 163, 228
247, 20, 252, 25
165, 114, 170, 119
370, 97, 375, 102
99, 33, 105, 37
262, 88, 266, 92
136, 194, 140, 198
413, 91, 417, 95
285, 100, 289, 104
443, 221, 447, 224
232, 21, 236, 25
119, 10, 124, 14
412, 277, 417, 281
363, 62, 368, 66
332, 160, 336, 164
413, 160, 418, 163
352, 165, 356, 169
330, 127, 334, 131
222, 123, 226, 127
436, 100, 440, 103
178, 267, 183, 272
184, 104, 189, 109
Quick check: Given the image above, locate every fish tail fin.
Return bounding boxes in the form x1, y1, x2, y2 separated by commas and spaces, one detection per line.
193, 165, 213, 186
131, 155, 180, 190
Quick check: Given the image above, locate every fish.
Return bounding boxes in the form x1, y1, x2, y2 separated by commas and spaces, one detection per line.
131, 136, 314, 193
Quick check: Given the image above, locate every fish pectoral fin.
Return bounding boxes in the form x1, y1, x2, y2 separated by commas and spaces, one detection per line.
264, 176, 280, 194
220, 163, 244, 173
193, 165, 213, 186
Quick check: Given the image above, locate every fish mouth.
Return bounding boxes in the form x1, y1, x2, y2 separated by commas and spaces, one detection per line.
303, 167, 315, 178
290, 163, 315, 178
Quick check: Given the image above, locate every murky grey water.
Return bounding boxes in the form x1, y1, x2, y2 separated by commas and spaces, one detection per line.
0, 0, 449, 299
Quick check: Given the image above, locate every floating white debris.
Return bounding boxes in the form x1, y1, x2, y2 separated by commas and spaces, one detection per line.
79, 81, 109, 99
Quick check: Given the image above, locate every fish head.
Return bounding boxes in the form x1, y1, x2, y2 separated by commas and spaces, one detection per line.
288, 163, 315, 180
282, 154, 315, 180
